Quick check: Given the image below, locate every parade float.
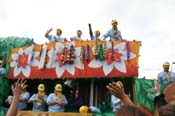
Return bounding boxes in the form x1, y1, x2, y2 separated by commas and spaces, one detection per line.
0, 36, 161, 116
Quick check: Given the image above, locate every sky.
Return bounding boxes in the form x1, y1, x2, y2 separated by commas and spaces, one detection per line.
0, 0, 175, 79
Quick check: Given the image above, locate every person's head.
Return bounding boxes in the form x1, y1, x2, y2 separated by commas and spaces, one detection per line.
37, 84, 45, 96
54, 84, 63, 98
55, 84, 62, 93
162, 61, 170, 72
116, 105, 147, 116
163, 82, 175, 104
94, 30, 100, 38
158, 104, 175, 116
79, 106, 89, 113
56, 28, 62, 36
77, 30, 82, 37
75, 90, 80, 99
111, 19, 118, 29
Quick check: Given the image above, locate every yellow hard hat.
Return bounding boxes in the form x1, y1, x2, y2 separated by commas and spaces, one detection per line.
163, 61, 170, 66
79, 106, 89, 113
115, 81, 123, 88
95, 30, 100, 34
111, 19, 118, 25
56, 28, 62, 33
38, 84, 45, 91
55, 84, 62, 91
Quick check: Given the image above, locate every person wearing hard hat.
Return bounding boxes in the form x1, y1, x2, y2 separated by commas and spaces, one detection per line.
47, 84, 68, 112
28, 84, 47, 111
92, 30, 101, 41
111, 81, 124, 112
45, 28, 65, 42
157, 61, 175, 84
70, 30, 82, 41
102, 19, 122, 40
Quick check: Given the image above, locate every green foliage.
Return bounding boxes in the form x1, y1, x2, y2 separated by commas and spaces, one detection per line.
0, 37, 32, 56
0, 36, 32, 74
0, 77, 9, 106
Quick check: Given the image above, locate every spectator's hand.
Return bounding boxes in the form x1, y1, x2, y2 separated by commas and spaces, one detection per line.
12, 79, 27, 98
106, 82, 126, 100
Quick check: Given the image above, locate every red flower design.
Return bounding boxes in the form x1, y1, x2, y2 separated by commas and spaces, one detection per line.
113, 49, 122, 62
17, 54, 28, 68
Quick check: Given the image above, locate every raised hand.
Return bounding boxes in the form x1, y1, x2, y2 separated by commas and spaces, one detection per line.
12, 79, 28, 97
106, 82, 126, 99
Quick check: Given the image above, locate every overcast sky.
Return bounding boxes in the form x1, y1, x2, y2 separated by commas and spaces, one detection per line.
0, 0, 175, 78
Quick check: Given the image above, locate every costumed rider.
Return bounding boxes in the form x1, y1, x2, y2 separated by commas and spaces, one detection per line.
28, 84, 47, 111
70, 30, 82, 41
79, 105, 101, 113
157, 61, 175, 84
47, 84, 68, 112
102, 19, 122, 40
111, 81, 124, 112
45, 28, 65, 42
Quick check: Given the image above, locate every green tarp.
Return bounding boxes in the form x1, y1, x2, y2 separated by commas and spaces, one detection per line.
134, 78, 168, 113
0, 106, 7, 116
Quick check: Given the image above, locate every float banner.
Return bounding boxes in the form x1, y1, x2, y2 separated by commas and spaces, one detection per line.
7, 40, 141, 79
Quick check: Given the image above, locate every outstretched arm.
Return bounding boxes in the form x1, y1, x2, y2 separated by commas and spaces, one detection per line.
6, 79, 27, 116
45, 28, 52, 38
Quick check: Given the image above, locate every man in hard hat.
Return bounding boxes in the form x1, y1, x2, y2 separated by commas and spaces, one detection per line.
47, 84, 68, 112
70, 30, 82, 41
92, 30, 101, 41
157, 61, 175, 84
111, 81, 124, 112
102, 19, 122, 40
28, 84, 47, 111
45, 28, 65, 42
